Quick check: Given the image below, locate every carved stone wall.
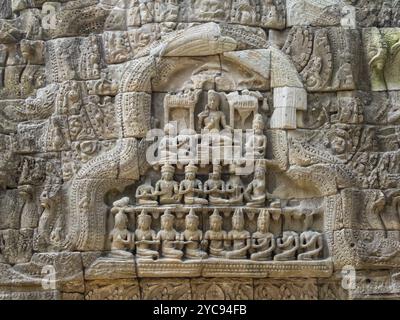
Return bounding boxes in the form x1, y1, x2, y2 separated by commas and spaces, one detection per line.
1, 0, 400, 300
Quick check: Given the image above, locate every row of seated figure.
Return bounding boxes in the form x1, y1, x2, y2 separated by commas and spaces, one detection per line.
109, 198, 324, 262
135, 163, 268, 207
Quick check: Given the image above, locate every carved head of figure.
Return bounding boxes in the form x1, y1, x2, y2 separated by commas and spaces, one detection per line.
20, 39, 35, 61
209, 209, 223, 231
110, 197, 131, 227
257, 209, 270, 233
185, 209, 199, 231
254, 162, 266, 179
138, 210, 152, 230
114, 210, 129, 230
232, 208, 245, 231
185, 164, 198, 180
302, 208, 315, 231
161, 209, 174, 230
68, 81, 80, 100
228, 164, 237, 175
281, 230, 296, 242
161, 164, 175, 181
252, 114, 264, 134
211, 164, 221, 180
163, 122, 177, 136
39, 189, 53, 209
207, 90, 221, 111
328, 128, 349, 155
20, 39, 44, 64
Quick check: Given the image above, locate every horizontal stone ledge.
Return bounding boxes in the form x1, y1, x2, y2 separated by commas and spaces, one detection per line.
0, 290, 61, 300
137, 258, 333, 278
126, 205, 278, 214
84, 257, 333, 279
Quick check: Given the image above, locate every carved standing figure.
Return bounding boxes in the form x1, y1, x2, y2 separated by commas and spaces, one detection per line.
251, 209, 275, 261
135, 210, 159, 260
156, 209, 183, 259
367, 40, 387, 91
204, 209, 228, 258
226, 208, 251, 259
181, 209, 207, 259
35, 180, 61, 250
18, 185, 38, 229
109, 197, 135, 258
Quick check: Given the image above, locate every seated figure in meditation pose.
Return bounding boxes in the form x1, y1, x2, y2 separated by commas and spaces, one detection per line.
134, 210, 159, 260
203, 164, 230, 205
204, 209, 228, 258
181, 209, 208, 259
109, 197, 135, 259
179, 164, 208, 205
225, 208, 251, 259
154, 164, 180, 205
298, 213, 323, 260
156, 209, 183, 260
245, 114, 267, 160
244, 162, 267, 207
135, 177, 157, 206
274, 231, 300, 261
250, 209, 275, 261
198, 90, 231, 133
225, 164, 244, 205
198, 90, 232, 149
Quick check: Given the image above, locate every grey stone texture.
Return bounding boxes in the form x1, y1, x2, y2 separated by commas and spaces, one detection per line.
0, 0, 400, 300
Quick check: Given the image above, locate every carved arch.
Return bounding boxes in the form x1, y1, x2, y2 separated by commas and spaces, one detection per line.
64, 23, 340, 252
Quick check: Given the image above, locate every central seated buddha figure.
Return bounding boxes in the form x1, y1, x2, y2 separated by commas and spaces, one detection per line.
197, 90, 232, 151
198, 90, 231, 133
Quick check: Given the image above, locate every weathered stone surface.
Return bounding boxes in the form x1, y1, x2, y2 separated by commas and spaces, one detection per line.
85, 279, 140, 300
254, 278, 318, 299
140, 278, 191, 300
0, 0, 399, 301
192, 278, 253, 300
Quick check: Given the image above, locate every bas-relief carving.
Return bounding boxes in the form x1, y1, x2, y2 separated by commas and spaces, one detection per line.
0, 0, 399, 300
348, 0, 400, 28
283, 26, 361, 93
345, 269, 400, 299
140, 278, 191, 300
85, 279, 140, 300
254, 278, 318, 299
192, 278, 253, 300
363, 27, 400, 91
